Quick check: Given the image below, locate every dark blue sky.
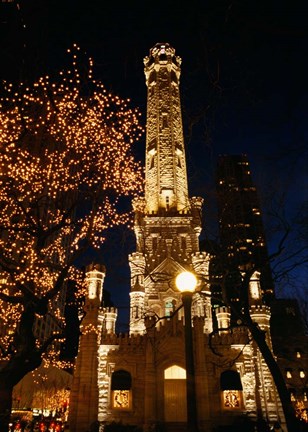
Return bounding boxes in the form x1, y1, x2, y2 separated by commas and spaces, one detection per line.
1, 0, 307, 328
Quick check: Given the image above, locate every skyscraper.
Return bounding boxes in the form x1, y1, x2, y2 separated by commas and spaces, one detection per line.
216, 154, 274, 303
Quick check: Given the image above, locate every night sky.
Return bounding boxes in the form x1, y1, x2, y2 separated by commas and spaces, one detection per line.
1, 0, 307, 330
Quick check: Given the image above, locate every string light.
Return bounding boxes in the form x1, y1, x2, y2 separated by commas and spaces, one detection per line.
0, 46, 144, 362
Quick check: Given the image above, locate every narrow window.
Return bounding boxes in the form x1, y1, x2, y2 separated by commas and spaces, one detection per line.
165, 300, 175, 317
220, 370, 243, 410
299, 370, 305, 379
181, 236, 186, 250
289, 388, 296, 402
152, 237, 158, 251
111, 370, 132, 410
150, 154, 155, 169
177, 155, 182, 168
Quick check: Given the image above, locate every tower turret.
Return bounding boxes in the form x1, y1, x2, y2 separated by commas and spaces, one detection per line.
102, 307, 117, 335
216, 306, 231, 334
86, 263, 105, 304
144, 43, 189, 214
69, 263, 106, 432
248, 270, 262, 305
129, 252, 146, 335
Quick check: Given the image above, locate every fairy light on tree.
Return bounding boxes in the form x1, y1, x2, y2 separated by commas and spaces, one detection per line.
0, 45, 143, 430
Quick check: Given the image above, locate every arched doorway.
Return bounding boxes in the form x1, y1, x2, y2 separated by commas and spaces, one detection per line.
164, 365, 187, 422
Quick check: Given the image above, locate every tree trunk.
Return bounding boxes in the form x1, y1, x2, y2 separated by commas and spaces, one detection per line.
248, 319, 300, 432
0, 380, 13, 432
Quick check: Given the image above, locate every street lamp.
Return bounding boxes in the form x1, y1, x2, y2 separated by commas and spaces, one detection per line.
175, 271, 199, 432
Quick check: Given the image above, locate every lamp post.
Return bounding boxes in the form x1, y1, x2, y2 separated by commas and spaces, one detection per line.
175, 271, 199, 432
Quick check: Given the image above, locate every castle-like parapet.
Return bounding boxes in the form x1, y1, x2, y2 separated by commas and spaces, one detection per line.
192, 251, 210, 281
216, 306, 231, 334
101, 332, 146, 353
190, 196, 204, 210
144, 43, 181, 85
249, 305, 271, 331
212, 325, 250, 346
129, 250, 145, 260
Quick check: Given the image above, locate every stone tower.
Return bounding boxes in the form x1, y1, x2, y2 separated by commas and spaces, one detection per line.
143, 43, 189, 214
129, 43, 212, 336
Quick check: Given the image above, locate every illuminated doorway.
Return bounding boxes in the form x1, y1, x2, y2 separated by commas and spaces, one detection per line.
164, 365, 187, 422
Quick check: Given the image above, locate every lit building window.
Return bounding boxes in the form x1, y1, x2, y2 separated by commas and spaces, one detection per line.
304, 390, 308, 402
111, 370, 132, 410
299, 370, 305, 379
286, 369, 292, 379
164, 365, 186, 379
223, 390, 241, 408
113, 390, 130, 409
296, 351, 301, 358
289, 389, 296, 402
220, 370, 243, 410
165, 300, 175, 317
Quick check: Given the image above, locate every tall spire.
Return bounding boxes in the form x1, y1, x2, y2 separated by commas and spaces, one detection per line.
129, 44, 212, 336
143, 43, 189, 214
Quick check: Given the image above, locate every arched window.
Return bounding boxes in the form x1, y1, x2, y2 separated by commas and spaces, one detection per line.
165, 300, 175, 317
164, 365, 186, 379
220, 370, 243, 409
111, 370, 132, 410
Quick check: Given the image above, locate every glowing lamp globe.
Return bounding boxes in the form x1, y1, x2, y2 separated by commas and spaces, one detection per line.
176, 271, 197, 293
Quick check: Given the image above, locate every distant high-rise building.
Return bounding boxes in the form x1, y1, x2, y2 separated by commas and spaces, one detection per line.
270, 299, 308, 415
216, 154, 274, 303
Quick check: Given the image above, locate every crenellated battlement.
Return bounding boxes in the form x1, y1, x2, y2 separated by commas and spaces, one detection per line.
101, 331, 147, 352
144, 43, 181, 82
103, 306, 117, 315
249, 304, 271, 314
192, 251, 210, 259
129, 252, 145, 260
211, 325, 250, 346
190, 196, 204, 209
250, 304, 271, 331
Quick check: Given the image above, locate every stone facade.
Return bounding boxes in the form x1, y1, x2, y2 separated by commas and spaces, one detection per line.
69, 44, 286, 432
